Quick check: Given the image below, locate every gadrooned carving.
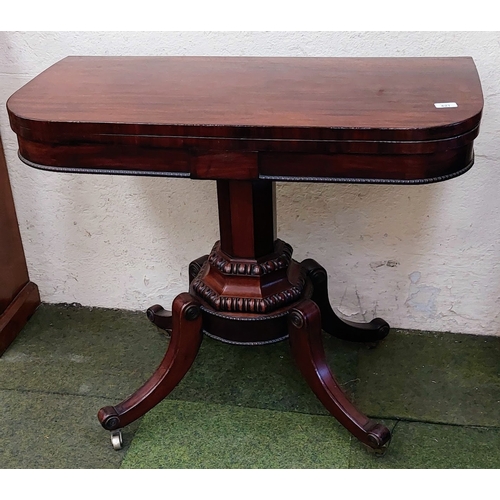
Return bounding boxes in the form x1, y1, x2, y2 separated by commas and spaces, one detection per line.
192, 264, 306, 313
207, 239, 293, 276
191, 239, 307, 313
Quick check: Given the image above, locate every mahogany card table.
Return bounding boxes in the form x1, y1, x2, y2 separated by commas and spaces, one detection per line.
7, 56, 483, 453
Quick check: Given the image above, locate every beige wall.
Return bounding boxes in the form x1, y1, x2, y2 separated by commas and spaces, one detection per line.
1, 31, 499, 335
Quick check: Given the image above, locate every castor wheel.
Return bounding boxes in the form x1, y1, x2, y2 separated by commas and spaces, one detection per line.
110, 430, 123, 450
368, 440, 391, 458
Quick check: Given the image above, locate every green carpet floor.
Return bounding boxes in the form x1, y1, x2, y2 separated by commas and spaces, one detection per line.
1, 303, 499, 468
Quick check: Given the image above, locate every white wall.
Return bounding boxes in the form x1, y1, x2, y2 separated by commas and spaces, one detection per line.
1, 31, 499, 336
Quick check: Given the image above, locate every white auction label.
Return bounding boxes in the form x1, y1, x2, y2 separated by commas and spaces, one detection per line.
434, 102, 458, 108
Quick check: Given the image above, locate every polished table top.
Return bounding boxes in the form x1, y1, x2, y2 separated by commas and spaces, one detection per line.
7, 56, 483, 183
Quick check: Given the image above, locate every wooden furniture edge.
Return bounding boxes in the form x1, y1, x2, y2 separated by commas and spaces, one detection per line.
0, 281, 41, 356
6, 56, 484, 144
16, 146, 476, 184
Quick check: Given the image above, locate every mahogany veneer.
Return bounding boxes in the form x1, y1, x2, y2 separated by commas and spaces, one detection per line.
0, 135, 40, 356
7, 56, 483, 453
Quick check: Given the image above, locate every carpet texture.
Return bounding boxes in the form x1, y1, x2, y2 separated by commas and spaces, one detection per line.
121, 400, 352, 469
1, 304, 500, 468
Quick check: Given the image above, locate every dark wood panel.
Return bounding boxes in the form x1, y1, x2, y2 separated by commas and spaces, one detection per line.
0, 136, 30, 312
15, 123, 479, 157
16, 141, 475, 184
259, 145, 475, 183
192, 153, 258, 180
0, 282, 40, 356
18, 139, 191, 175
0, 135, 40, 356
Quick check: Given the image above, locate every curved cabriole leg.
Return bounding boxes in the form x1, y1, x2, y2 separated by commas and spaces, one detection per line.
147, 304, 173, 331
302, 259, 390, 343
145, 255, 208, 335
288, 299, 391, 451
98, 292, 203, 431
189, 255, 209, 284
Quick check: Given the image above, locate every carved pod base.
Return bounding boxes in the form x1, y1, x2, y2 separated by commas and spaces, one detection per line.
196, 273, 314, 345
200, 307, 291, 345
190, 239, 307, 314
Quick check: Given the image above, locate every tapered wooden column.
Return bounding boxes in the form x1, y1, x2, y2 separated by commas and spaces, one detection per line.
0, 136, 40, 356
216, 180, 276, 259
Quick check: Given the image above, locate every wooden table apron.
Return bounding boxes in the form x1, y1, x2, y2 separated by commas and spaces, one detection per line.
7, 56, 484, 452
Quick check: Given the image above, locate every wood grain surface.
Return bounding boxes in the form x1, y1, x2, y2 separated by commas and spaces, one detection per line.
0, 135, 40, 356
7, 56, 483, 182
